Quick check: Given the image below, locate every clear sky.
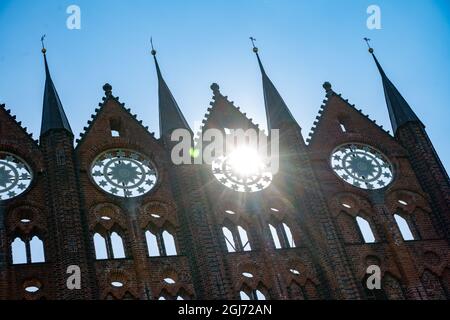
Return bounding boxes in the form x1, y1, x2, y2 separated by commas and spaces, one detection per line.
0, 0, 449, 172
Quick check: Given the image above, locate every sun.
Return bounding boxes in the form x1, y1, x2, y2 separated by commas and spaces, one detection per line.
227, 147, 264, 177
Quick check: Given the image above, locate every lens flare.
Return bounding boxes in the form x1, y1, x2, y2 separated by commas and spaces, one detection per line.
227, 147, 264, 177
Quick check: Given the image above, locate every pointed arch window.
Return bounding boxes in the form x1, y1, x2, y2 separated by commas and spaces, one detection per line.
29, 236, 45, 263
394, 214, 415, 241
239, 286, 267, 300
222, 226, 236, 253
145, 225, 178, 257
356, 216, 376, 243
93, 233, 108, 260
145, 230, 160, 257
268, 222, 296, 249
93, 229, 126, 260
157, 289, 188, 300
337, 117, 350, 133
110, 232, 126, 258
222, 222, 252, 253
237, 226, 251, 251
11, 235, 45, 265
110, 119, 122, 137
11, 238, 27, 264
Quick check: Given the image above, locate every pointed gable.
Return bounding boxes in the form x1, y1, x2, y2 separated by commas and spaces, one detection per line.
40, 51, 72, 136
0, 103, 39, 148
75, 83, 160, 157
308, 82, 400, 154
200, 83, 260, 134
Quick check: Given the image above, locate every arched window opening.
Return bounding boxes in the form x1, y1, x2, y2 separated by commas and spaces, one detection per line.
110, 232, 126, 259
162, 230, 177, 256
239, 287, 267, 300
282, 223, 296, 248
268, 222, 297, 249
30, 236, 45, 263
255, 289, 266, 300
157, 291, 188, 300
222, 226, 236, 253
11, 237, 27, 264
394, 214, 415, 241
221, 222, 252, 253
269, 224, 282, 249
145, 230, 160, 257
239, 291, 251, 300
93, 233, 108, 260
110, 119, 122, 137
356, 216, 376, 243
144, 225, 178, 257
11, 235, 45, 265
92, 229, 126, 260
237, 226, 251, 251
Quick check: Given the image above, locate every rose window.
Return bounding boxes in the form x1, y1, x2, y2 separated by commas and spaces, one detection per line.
212, 147, 273, 193
331, 143, 393, 190
0, 152, 33, 201
90, 149, 158, 198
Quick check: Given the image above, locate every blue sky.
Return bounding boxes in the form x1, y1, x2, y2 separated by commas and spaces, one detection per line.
0, 0, 449, 171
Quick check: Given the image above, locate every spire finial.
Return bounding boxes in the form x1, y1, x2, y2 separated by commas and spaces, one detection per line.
40, 34, 47, 54
210, 83, 221, 96
250, 36, 258, 53
103, 83, 112, 97
323, 81, 332, 92
364, 37, 374, 53
150, 37, 156, 56
323, 81, 334, 97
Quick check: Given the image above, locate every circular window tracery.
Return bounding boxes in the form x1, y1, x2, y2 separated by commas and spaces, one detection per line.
211, 147, 273, 193
0, 152, 33, 201
90, 149, 158, 198
330, 143, 393, 190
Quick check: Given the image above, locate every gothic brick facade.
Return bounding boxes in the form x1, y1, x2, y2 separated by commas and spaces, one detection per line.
0, 44, 448, 300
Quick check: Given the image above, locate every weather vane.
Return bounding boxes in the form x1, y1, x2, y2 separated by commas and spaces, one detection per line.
249, 36, 257, 48
40, 34, 46, 53
363, 37, 374, 53
249, 37, 258, 53
150, 37, 156, 56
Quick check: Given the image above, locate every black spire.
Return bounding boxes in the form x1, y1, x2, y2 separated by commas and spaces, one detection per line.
151, 40, 192, 138
250, 37, 298, 131
365, 39, 422, 133
40, 36, 72, 136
